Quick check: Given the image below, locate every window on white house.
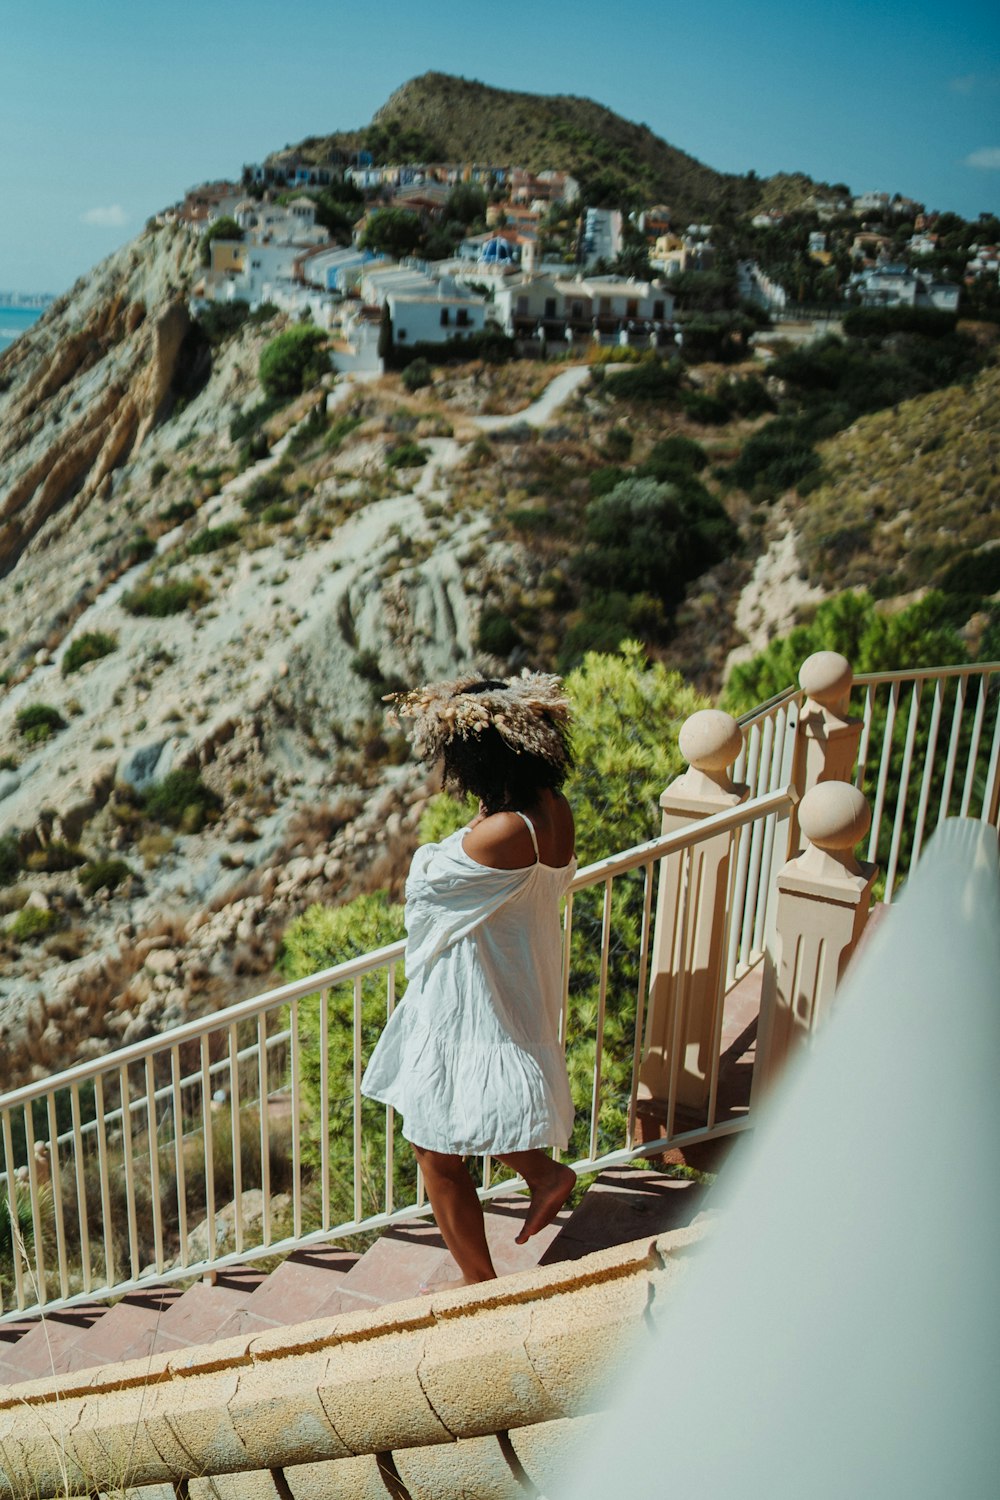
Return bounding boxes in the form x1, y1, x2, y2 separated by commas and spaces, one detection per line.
653, 300, 664, 319
440, 309, 450, 326
456, 308, 470, 326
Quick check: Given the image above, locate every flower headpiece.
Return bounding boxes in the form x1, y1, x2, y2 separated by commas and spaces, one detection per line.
385, 670, 572, 770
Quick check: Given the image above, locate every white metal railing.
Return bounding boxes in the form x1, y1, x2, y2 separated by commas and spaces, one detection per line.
1, 657, 996, 1322
851, 663, 1000, 900
0, 789, 791, 1320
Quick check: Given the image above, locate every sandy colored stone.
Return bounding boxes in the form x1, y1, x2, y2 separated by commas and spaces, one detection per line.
229, 1349, 350, 1467
395, 1432, 525, 1499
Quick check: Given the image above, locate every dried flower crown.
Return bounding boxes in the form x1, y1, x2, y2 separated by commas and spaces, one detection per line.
385, 670, 572, 769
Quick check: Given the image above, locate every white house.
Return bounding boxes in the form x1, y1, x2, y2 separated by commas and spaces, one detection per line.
848, 264, 960, 312
495, 273, 674, 341
386, 287, 488, 347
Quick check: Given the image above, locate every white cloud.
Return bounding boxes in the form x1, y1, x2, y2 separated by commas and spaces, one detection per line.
950, 71, 1000, 95
80, 204, 128, 228
964, 148, 1000, 171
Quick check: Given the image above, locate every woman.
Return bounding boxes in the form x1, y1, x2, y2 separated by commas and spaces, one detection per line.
361, 671, 578, 1285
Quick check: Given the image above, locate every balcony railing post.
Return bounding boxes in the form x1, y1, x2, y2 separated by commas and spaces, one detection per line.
638, 711, 748, 1137
790, 652, 863, 853
755, 782, 877, 1096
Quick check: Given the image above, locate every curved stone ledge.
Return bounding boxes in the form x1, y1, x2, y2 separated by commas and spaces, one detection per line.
0, 1226, 704, 1498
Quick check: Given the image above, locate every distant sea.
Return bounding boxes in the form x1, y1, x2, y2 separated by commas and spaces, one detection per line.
0, 305, 43, 354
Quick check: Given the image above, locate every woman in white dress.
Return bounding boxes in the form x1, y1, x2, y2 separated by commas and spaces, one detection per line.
361, 672, 578, 1285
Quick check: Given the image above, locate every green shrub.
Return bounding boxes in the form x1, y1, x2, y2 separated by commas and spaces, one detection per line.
229, 396, 285, 444
680, 390, 730, 425
325, 414, 363, 452
575, 475, 737, 607
728, 421, 823, 497
142, 768, 222, 831
158, 499, 197, 526
400, 357, 433, 392
262, 502, 296, 524
842, 305, 957, 339
385, 441, 428, 470
196, 300, 250, 345
62, 630, 117, 676
715, 375, 775, 418
0, 835, 20, 887
16, 703, 65, 739
9, 906, 58, 943
123, 577, 208, 616
644, 436, 708, 473
258, 327, 330, 399
79, 858, 132, 897
240, 473, 287, 513
25, 841, 85, 873
476, 608, 521, 657
604, 361, 680, 401
125, 532, 157, 565
150, 460, 169, 488
188, 522, 241, 555
602, 426, 633, 461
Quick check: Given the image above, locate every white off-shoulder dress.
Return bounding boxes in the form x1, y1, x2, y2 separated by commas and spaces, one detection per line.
361, 814, 576, 1154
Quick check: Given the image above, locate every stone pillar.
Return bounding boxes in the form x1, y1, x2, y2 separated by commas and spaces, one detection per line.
789, 651, 863, 857
754, 781, 877, 1096
638, 711, 749, 1134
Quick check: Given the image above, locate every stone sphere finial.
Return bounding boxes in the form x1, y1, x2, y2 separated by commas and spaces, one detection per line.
799, 651, 852, 708
678, 710, 744, 774
798, 781, 871, 852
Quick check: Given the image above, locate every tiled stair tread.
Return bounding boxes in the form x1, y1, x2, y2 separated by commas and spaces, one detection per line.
540, 1167, 707, 1264
0, 1303, 109, 1382
211, 1245, 363, 1339
145, 1266, 272, 1351
63, 1286, 187, 1367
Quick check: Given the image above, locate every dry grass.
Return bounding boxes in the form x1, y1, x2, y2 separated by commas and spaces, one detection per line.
795, 362, 1000, 595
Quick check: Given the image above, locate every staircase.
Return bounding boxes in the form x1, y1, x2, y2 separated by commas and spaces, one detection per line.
0, 1161, 717, 1391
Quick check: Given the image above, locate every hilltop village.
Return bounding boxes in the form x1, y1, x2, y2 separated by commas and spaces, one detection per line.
163, 150, 998, 370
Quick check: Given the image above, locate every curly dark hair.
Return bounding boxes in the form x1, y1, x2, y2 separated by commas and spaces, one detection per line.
441, 680, 573, 815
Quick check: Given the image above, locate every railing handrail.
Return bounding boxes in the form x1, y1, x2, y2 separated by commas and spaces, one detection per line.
853, 660, 999, 688
0, 787, 795, 1116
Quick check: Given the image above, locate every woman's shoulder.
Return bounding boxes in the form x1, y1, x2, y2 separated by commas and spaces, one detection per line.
461, 812, 536, 871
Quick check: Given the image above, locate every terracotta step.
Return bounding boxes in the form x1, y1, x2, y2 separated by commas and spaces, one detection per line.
541, 1166, 711, 1264
145, 1265, 271, 1353
58, 1286, 186, 1369
0, 1302, 108, 1383
211, 1244, 361, 1340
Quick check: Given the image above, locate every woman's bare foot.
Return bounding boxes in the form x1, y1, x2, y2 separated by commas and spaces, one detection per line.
514, 1161, 576, 1244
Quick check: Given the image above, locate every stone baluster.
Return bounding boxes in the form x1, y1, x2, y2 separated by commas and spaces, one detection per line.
754, 780, 877, 1096
638, 710, 748, 1137
789, 651, 863, 849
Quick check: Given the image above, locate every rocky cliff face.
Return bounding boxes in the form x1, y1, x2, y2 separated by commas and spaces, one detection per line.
0, 226, 519, 1087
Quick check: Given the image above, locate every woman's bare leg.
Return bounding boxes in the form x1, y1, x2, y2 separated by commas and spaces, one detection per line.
498, 1151, 576, 1244
412, 1145, 498, 1285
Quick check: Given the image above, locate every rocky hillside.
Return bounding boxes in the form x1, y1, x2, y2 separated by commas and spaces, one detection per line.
283, 72, 823, 217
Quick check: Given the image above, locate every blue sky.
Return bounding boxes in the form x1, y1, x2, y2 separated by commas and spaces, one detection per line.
2, 0, 998, 295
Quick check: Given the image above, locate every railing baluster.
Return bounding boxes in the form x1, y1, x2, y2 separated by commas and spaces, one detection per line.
867, 682, 899, 865
69, 1084, 92, 1294
119, 1065, 140, 1281
559, 889, 574, 1047
752, 712, 787, 955
22, 1103, 47, 1305
93, 1073, 115, 1291
911, 679, 944, 870
321, 987, 332, 1229
227, 1024, 243, 1256
144, 1056, 164, 1273
290, 999, 302, 1241
2, 1109, 25, 1311
938, 675, 967, 821
353, 974, 363, 1225
45, 1093, 69, 1301
727, 725, 761, 984
626, 860, 656, 1149
739, 715, 774, 969
960, 674, 987, 818
588, 877, 614, 1163
383, 971, 396, 1217
855, 683, 877, 792
982, 678, 1000, 827
170, 1046, 188, 1269
665, 848, 694, 1142
257, 1015, 271, 1246
199, 1039, 215, 1265
884, 680, 922, 901
707, 849, 743, 1131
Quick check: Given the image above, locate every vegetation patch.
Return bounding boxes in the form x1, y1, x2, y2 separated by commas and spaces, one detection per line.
62, 630, 118, 675
123, 577, 209, 617
142, 768, 222, 832
385, 441, 428, 470
15, 703, 66, 742
259, 327, 330, 399
188, 522, 242, 556
79, 858, 133, 897
9, 906, 58, 943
